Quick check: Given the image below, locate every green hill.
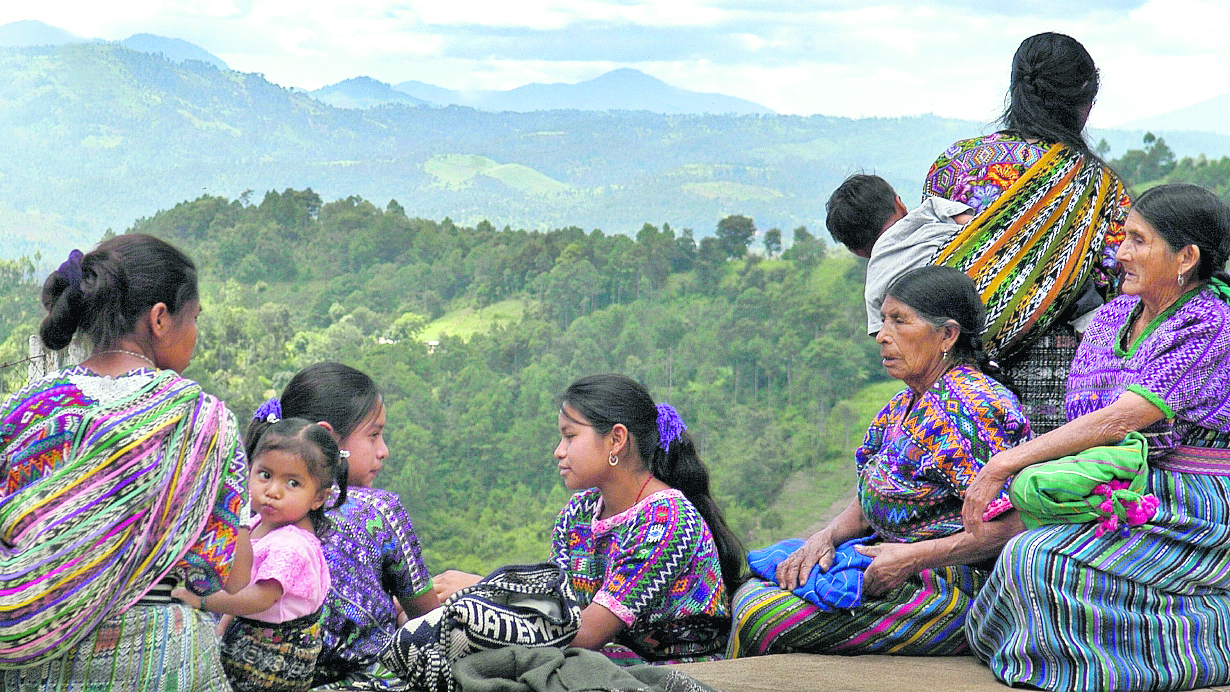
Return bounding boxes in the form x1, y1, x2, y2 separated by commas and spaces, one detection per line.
6, 41, 1230, 253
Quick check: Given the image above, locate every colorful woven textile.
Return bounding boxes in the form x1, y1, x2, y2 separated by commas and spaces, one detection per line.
998, 324, 1078, 434
726, 567, 987, 657
931, 142, 1129, 360
856, 365, 1029, 542
1, 602, 230, 691
1007, 430, 1157, 533
221, 609, 324, 692
924, 132, 1049, 214
0, 366, 246, 668
726, 365, 1027, 658
967, 286, 1230, 691
551, 488, 729, 664
745, 536, 874, 612
313, 487, 434, 687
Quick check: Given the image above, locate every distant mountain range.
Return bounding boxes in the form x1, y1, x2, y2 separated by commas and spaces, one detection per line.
310, 69, 773, 115
388, 68, 775, 115
0, 20, 229, 69
0, 36, 1228, 267
1122, 93, 1230, 137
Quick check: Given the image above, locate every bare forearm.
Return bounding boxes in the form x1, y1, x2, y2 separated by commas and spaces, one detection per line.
992, 392, 1164, 476
820, 497, 872, 545
901, 514, 1023, 572
175, 580, 281, 616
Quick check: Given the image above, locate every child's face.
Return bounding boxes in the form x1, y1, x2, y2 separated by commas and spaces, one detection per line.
340, 401, 388, 488
250, 449, 327, 529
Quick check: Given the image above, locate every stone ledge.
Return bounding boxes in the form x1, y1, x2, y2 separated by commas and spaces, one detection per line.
670, 654, 1230, 692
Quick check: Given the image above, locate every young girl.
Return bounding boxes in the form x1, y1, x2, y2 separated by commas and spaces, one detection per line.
173, 417, 348, 692
272, 363, 441, 690
436, 373, 744, 664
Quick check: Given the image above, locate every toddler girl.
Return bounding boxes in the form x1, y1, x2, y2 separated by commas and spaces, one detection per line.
173, 415, 348, 692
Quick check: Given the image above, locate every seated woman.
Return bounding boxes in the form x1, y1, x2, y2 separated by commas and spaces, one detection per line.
923, 32, 1131, 434
727, 266, 1030, 657
434, 373, 743, 664
267, 363, 441, 690
963, 184, 1230, 692
1, 235, 250, 690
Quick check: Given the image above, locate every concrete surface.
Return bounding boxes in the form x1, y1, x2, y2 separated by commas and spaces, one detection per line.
671, 654, 1230, 692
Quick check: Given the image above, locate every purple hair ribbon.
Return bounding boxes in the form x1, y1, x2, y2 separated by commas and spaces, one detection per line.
254, 397, 282, 423
59, 249, 84, 292
656, 403, 687, 450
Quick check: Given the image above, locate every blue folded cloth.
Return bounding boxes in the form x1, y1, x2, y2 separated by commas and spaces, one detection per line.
747, 535, 876, 612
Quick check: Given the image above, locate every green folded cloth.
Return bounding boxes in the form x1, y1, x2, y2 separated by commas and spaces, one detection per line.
1009, 431, 1160, 535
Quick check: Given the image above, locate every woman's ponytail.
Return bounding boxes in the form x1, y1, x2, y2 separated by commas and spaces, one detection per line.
651, 431, 745, 595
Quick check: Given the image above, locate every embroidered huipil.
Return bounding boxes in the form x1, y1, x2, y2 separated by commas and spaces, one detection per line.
855, 365, 1031, 542
550, 487, 728, 662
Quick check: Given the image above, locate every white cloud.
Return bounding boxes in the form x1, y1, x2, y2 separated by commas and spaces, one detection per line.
0, 0, 1227, 123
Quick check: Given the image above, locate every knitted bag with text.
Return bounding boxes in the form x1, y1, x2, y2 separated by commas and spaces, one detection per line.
380, 562, 581, 692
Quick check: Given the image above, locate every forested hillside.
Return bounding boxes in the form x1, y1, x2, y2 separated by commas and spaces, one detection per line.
0, 192, 887, 572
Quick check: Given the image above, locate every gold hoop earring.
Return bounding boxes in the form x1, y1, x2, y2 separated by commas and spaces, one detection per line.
608, 451, 618, 467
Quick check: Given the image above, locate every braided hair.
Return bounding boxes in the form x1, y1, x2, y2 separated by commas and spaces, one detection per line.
1000, 32, 1100, 158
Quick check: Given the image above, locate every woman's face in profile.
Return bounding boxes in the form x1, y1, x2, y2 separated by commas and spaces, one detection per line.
876, 295, 950, 390
1116, 210, 1186, 300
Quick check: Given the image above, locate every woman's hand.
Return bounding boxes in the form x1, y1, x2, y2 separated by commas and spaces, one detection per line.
433, 570, 482, 602
961, 454, 1012, 534
854, 542, 920, 597
775, 530, 836, 591
171, 586, 201, 609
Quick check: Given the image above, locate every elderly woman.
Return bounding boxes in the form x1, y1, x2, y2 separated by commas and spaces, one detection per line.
924, 32, 1131, 434
963, 185, 1230, 692
727, 266, 1030, 657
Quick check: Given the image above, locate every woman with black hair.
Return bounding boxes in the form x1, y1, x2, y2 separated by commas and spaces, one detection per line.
259, 363, 441, 690
923, 32, 1132, 434
727, 266, 1029, 658
0, 234, 251, 690
435, 373, 741, 664
963, 185, 1230, 691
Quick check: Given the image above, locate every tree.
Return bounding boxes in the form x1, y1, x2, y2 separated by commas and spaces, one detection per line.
716, 215, 755, 260
763, 228, 782, 258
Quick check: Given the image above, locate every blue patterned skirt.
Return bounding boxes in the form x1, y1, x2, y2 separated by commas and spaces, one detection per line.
967, 466, 1230, 691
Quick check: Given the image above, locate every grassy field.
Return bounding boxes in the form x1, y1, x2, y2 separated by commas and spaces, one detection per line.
423, 154, 571, 195
419, 298, 530, 342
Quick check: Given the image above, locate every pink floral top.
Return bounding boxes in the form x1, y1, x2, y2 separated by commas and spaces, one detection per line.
247, 522, 331, 623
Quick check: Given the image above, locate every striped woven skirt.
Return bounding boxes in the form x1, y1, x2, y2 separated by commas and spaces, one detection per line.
221, 610, 323, 692
967, 465, 1230, 692
1, 603, 229, 692
726, 565, 987, 658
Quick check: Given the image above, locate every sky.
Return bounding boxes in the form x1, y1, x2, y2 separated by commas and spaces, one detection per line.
1, 0, 1228, 128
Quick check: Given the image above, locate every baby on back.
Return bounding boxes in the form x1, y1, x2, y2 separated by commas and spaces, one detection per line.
825, 173, 973, 336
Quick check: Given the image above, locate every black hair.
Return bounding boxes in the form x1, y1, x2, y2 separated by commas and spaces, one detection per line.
1132, 183, 1230, 283
885, 266, 1015, 392
40, 233, 198, 351
825, 174, 899, 254
559, 373, 745, 596
244, 417, 349, 538
1001, 32, 1099, 157
279, 363, 382, 441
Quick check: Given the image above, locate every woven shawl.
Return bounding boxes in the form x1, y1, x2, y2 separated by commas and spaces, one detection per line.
0, 370, 240, 667
932, 143, 1127, 360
